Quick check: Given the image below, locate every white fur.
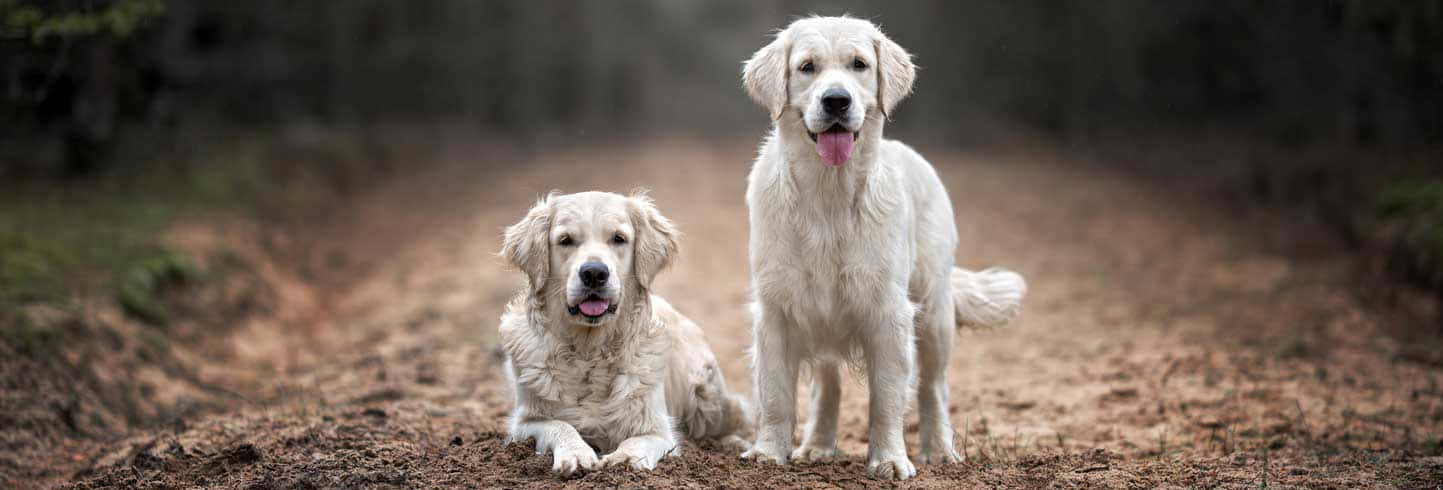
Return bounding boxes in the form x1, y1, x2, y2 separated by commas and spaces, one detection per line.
499, 192, 749, 475
739, 17, 1027, 480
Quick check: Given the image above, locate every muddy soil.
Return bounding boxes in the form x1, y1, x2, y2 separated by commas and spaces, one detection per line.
17, 135, 1443, 488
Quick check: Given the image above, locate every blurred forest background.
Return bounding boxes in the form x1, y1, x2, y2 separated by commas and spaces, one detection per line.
5, 0, 1442, 305
4, 0, 1442, 176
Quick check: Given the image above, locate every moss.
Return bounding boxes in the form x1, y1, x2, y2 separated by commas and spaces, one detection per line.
115, 253, 197, 326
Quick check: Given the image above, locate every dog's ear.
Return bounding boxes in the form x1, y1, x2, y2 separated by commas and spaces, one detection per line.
627, 192, 680, 290
501, 193, 556, 295
743, 29, 791, 121
874, 30, 916, 119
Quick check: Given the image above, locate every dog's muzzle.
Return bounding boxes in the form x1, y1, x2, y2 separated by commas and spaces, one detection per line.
568, 287, 618, 323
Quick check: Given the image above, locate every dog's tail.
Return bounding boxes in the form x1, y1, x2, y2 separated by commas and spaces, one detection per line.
952, 267, 1027, 329
684, 364, 754, 442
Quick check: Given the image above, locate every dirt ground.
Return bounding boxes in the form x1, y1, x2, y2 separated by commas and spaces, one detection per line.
20, 134, 1443, 488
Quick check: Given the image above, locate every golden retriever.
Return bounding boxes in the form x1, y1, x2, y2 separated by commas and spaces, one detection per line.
739, 17, 1027, 480
498, 191, 749, 475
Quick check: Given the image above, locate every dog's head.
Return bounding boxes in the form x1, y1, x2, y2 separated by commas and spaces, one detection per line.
742, 16, 915, 167
501, 191, 679, 327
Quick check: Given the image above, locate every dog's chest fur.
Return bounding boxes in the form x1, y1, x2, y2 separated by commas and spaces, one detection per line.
780, 202, 863, 319
748, 136, 912, 353
500, 299, 667, 448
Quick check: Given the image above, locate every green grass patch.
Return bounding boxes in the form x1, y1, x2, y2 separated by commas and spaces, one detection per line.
1, 128, 268, 326
1376, 179, 1443, 287
0, 190, 187, 307
1377, 180, 1443, 218
115, 253, 198, 326
0, 125, 387, 353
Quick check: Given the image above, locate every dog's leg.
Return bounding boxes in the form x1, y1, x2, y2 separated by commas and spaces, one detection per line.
602, 433, 675, 470
601, 386, 678, 470
514, 419, 600, 475
917, 287, 962, 464
791, 361, 843, 462
741, 302, 798, 465
862, 296, 918, 480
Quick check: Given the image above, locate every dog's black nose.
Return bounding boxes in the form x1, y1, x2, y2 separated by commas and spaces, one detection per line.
821, 89, 851, 116
579, 262, 609, 288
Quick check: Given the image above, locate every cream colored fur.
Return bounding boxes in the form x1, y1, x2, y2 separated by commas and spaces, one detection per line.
498, 191, 749, 475
739, 17, 1027, 480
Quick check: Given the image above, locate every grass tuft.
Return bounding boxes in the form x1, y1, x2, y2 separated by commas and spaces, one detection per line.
1157, 426, 1169, 457
115, 253, 198, 326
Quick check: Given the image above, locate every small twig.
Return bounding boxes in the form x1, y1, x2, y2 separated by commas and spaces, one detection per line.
1157, 426, 1169, 458
1013, 427, 1021, 460
1159, 358, 1181, 388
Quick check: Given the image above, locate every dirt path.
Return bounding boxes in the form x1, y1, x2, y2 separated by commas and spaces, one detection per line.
64, 136, 1443, 488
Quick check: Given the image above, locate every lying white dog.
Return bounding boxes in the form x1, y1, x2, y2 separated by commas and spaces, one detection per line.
739, 17, 1027, 480
498, 191, 749, 475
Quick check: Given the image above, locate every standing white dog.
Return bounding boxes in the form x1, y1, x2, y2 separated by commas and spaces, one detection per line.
739, 17, 1026, 480
499, 191, 749, 475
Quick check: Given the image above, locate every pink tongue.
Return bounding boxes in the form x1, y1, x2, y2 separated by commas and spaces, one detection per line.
579, 298, 610, 316
817, 130, 854, 166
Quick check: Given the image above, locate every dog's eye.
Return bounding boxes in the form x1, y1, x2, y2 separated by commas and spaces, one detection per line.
557, 235, 574, 246
852, 59, 868, 71
798, 61, 814, 74
611, 233, 627, 245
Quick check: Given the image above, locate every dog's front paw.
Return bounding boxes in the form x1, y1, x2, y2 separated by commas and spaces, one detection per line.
552, 445, 600, 476
790, 444, 842, 463
866, 452, 917, 480
739, 441, 789, 465
601, 447, 659, 470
